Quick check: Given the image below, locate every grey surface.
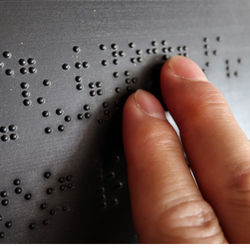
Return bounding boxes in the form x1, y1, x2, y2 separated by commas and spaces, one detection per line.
0, 0, 249, 243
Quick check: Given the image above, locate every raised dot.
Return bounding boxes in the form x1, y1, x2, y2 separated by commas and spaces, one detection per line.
227, 72, 230, 78
49, 209, 56, 215
213, 50, 217, 55
110, 198, 118, 205
62, 205, 69, 212
20, 68, 28, 74
22, 91, 30, 98
125, 78, 130, 84
10, 134, 17, 140
0, 62, 4, 68
82, 61, 89, 68
75, 76, 82, 83
2, 199, 9, 206
28, 58, 36, 65
100, 202, 107, 209
96, 82, 102, 88
226, 66, 230, 71
58, 125, 65, 132
99, 44, 106, 50
5, 69, 14, 76
183, 46, 188, 51
163, 55, 170, 60
113, 72, 119, 78
43, 219, 49, 226
29, 223, 35, 230
46, 188, 53, 195
1, 135, 8, 142
204, 37, 209, 43
97, 90, 102, 96
5, 221, 12, 228
119, 51, 125, 57
20, 82, 29, 89
40, 203, 47, 210
217, 36, 221, 42
205, 51, 209, 56
59, 185, 66, 191
73, 46, 80, 53
115, 87, 121, 93
152, 41, 157, 46
112, 51, 118, 57
29, 67, 37, 74
129, 42, 135, 48
65, 116, 71, 122
115, 182, 123, 189
15, 187, 22, 194
137, 57, 142, 63
1, 191, 7, 197
97, 187, 105, 194
136, 50, 142, 55
225, 60, 229, 64
102, 102, 108, 108
90, 90, 96, 96
24, 193, 31, 200
131, 58, 136, 63
238, 58, 241, 64
43, 79, 51, 87
19, 59, 26, 66
44, 172, 51, 178
76, 84, 83, 90
13, 179, 21, 185
206, 62, 210, 67
177, 46, 182, 52
45, 127, 52, 134
56, 109, 63, 115
0, 126, 7, 133
104, 110, 109, 115
0, 232, 4, 239
132, 78, 137, 83
83, 104, 90, 111
101, 60, 108, 66
42, 111, 50, 117
62, 63, 70, 70
66, 175, 72, 181
152, 48, 158, 54
162, 40, 167, 46
235, 71, 238, 77
88, 82, 95, 89
146, 49, 152, 54
168, 47, 174, 53
126, 86, 132, 92
98, 119, 103, 124
75, 62, 82, 69
0, 216, 2, 221
77, 113, 83, 120
162, 47, 167, 53
67, 183, 73, 189
37, 97, 45, 104
113, 59, 119, 65
3, 51, 11, 58
204, 44, 209, 49
183, 53, 189, 57
111, 43, 117, 50
9, 125, 16, 132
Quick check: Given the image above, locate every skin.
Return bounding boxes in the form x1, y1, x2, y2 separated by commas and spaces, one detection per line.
122, 56, 250, 243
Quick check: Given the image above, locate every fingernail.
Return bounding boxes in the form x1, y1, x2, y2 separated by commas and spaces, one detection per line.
134, 90, 166, 120
168, 55, 208, 81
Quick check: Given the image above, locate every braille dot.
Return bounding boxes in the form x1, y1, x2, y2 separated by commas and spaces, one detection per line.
65, 116, 71, 122
110, 198, 118, 205
88, 82, 94, 89
22, 91, 30, 97
2, 199, 9, 206
82, 61, 89, 68
111, 43, 117, 50
119, 51, 125, 57
45, 127, 52, 134
19, 59, 26, 66
76, 84, 83, 90
113, 59, 119, 65
206, 62, 210, 67
83, 105, 90, 111
183, 46, 188, 51
213, 50, 217, 55
1, 191, 7, 197
205, 51, 209, 56
62, 205, 69, 212
0, 126, 7, 133
24, 193, 32, 200
5, 69, 14, 76
101, 60, 108, 66
75, 62, 82, 69
97, 187, 105, 194
162, 47, 167, 53
100, 202, 107, 208
178, 53, 182, 56
96, 89, 102, 95
84, 112, 91, 119
46, 188, 53, 195
66, 175, 72, 181
163, 55, 170, 60
168, 47, 174, 53
235, 71, 238, 77
105, 118, 109, 122
43, 219, 49, 226
126, 86, 132, 92
0, 232, 4, 239
28, 58, 36, 65
202, 69, 205, 73
75, 76, 82, 83
20, 82, 29, 89
10, 134, 17, 141
56, 109, 63, 115
97, 174, 103, 181
131, 58, 136, 63
204, 44, 209, 49
115, 87, 121, 93
20, 68, 28, 74
40, 203, 47, 210
112, 51, 118, 57
29, 223, 35, 230
125, 78, 131, 84
96, 82, 102, 88
59, 185, 66, 191
0, 216, 2, 221
77, 113, 83, 120
226, 66, 230, 71
162, 40, 167, 46
115, 182, 123, 189
49, 209, 56, 215
44, 172, 51, 178
99, 44, 106, 50
204, 37, 209, 43
225, 60, 229, 64
104, 110, 109, 115
238, 58, 241, 64
58, 177, 65, 183
137, 57, 142, 63
73, 46, 80, 53
90, 90, 96, 96
132, 78, 137, 83
0, 62, 4, 68
42, 111, 50, 117
217, 36, 221, 42
177, 46, 182, 51
37, 97, 45, 104
103, 102, 108, 108
43, 79, 51, 86
1, 135, 8, 142
5, 221, 12, 228
62, 63, 70, 70
15, 187, 22, 194
9, 125, 16, 132
129, 42, 135, 48
29, 67, 37, 74
136, 50, 142, 55
147, 49, 152, 54
113, 72, 119, 78
98, 119, 103, 124
227, 72, 230, 78
14, 179, 21, 185
67, 183, 73, 189
58, 125, 65, 132
3, 51, 11, 58
152, 40, 157, 46
106, 172, 115, 179
183, 53, 189, 57
152, 48, 158, 54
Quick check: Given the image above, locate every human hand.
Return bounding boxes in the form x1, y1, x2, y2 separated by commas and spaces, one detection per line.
122, 56, 250, 243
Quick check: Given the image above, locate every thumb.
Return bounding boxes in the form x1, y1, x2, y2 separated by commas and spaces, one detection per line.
122, 89, 226, 243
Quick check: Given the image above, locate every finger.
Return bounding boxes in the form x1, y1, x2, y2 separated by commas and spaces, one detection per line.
122, 89, 227, 243
160, 55, 250, 243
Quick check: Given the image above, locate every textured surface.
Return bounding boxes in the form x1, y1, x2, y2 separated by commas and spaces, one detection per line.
0, 0, 250, 243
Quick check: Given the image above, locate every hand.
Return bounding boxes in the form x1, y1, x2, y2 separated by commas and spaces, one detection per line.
122, 56, 250, 243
